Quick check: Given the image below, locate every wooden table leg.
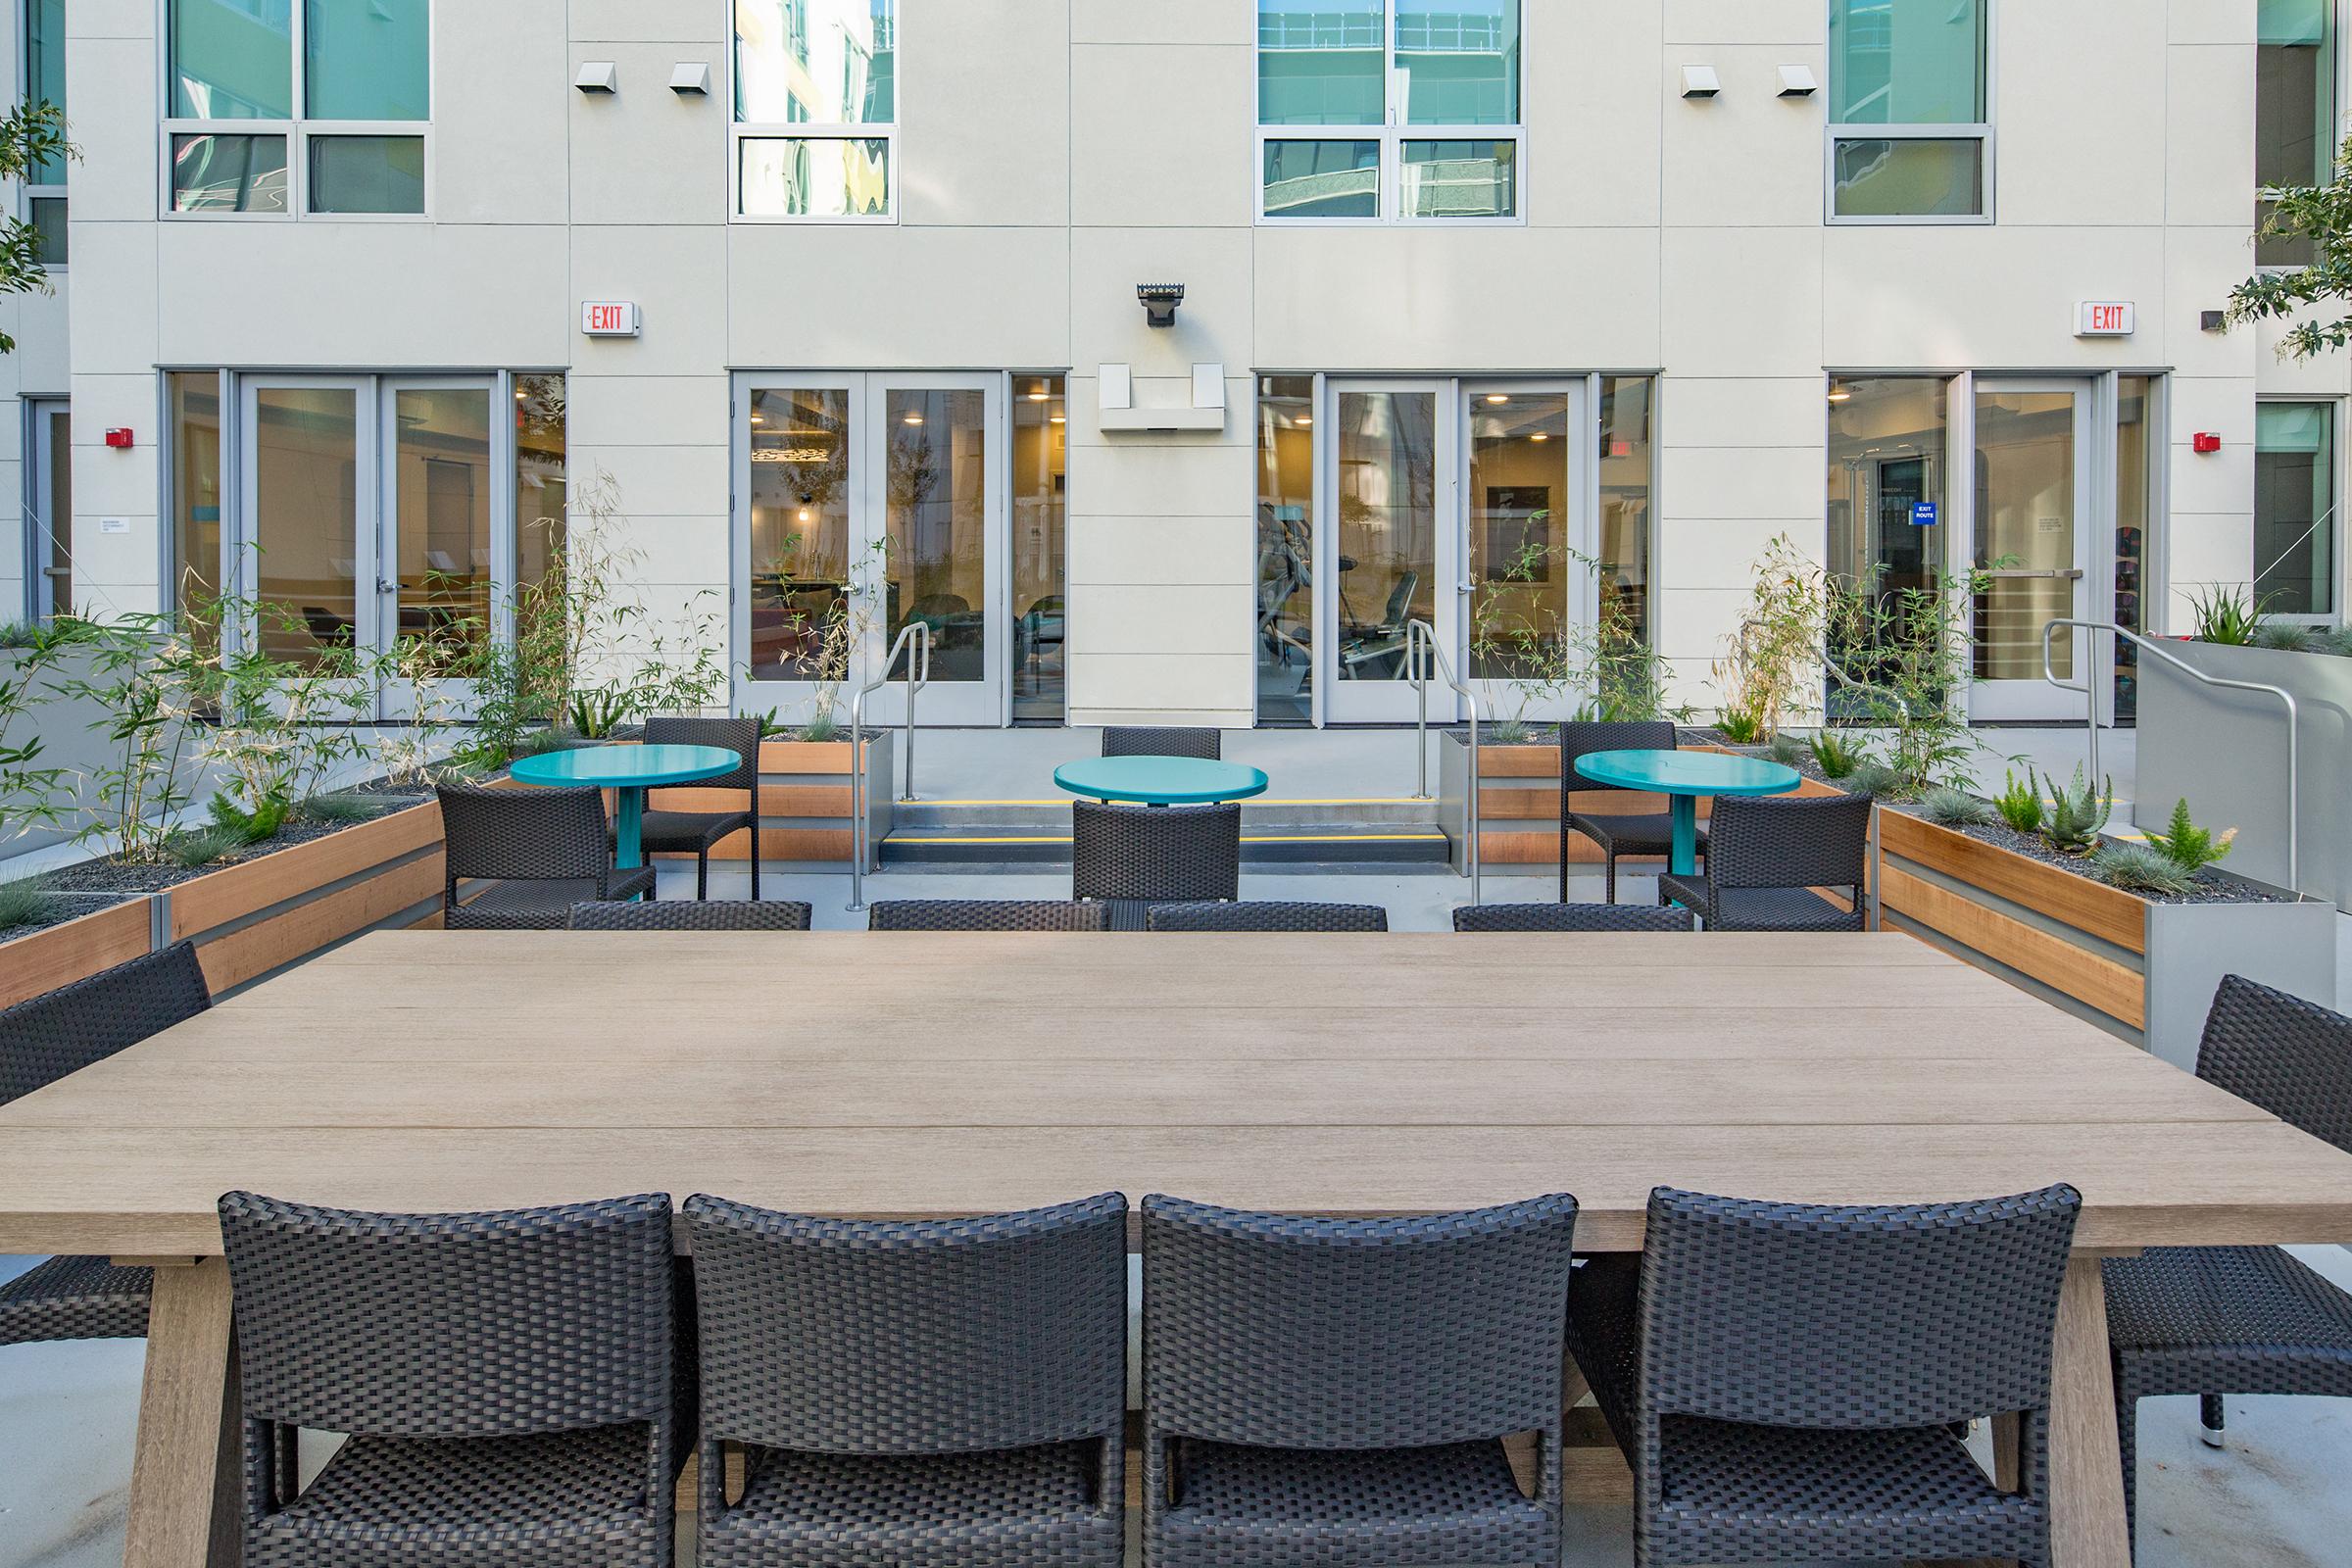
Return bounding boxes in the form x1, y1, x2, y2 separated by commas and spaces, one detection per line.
2047, 1252, 2132, 1568
122, 1258, 241, 1568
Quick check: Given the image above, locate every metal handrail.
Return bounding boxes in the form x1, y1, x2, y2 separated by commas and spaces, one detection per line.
847, 619, 931, 912
1406, 619, 1481, 905
2041, 618, 2300, 892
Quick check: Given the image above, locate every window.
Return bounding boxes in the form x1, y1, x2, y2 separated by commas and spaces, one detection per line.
2258, 0, 2334, 267
733, 0, 897, 220
1257, 1, 1523, 222
1827, 0, 1989, 221
1010, 376, 1066, 722
24, 0, 64, 265
2255, 402, 2339, 620
1826, 377, 1949, 711
163, 0, 428, 218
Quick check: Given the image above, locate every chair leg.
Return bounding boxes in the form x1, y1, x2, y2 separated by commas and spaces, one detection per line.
696, 850, 710, 902
2118, 1388, 2140, 1561
1603, 851, 1618, 906
750, 828, 761, 901
2200, 1393, 2226, 1447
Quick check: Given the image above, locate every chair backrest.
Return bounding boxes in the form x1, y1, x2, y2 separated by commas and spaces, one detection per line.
2196, 974, 2352, 1156
568, 900, 811, 932
218, 1190, 675, 1439
1636, 1184, 2081, 1431
1559, 720, 1679, 800
1143, 1193, 1576, 1450
1148, 901, 1389, 933
1704, 791, 1872, 892
1381, 570, 1420, 625
866, 900, 1108, 932
643, 714, 760, 796
0, 940, 211, 1106
1072, 801, 1242, 905
437, 779, 612, 882
1102, 726, 1221, 760
683, 1192, 1127, 1455
1452, 903, 1694, 934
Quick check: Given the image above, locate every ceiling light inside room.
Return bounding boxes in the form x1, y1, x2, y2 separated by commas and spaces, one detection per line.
1827, 385, 1852, 404
1485, 394, 1508, 405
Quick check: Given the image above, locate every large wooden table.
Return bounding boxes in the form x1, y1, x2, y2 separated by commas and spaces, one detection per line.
6, 930, 2352, 1568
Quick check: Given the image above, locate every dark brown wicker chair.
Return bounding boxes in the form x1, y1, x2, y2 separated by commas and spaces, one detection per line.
1560, 720, 1694, 904
218, 1189, 684, 1568
1569, 1183, 2082, 1568
1102, 726, 1220, 760
1452, 903, 1694, 934
636, 715, 760, 901
438, 779, 655, 930
568, 900, 811, 931
866, 900, 1108, 932
0, 942, 210, 1348
1148, 901, 1388, 933
682, 1192, 1128, 1568
2105, 975, 2352, 1553
1071, 801, 1241, 932
1657, 791, 1870, 932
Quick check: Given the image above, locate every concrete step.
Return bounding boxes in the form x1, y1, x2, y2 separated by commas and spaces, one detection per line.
893, 797, 1441, 831
881, 825, 1453, 867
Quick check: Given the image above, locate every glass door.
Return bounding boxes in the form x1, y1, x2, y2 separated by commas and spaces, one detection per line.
867, 374, 1003, 726
1970, 379, 2093, 721
1322, 380, 1454, 722
378, 379, 495, 715
27, 401, 71, 619
239, 377, 374, 673
1463, 380, 1589, 723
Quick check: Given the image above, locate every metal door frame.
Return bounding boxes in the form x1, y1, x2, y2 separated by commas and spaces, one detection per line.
1966, 375, 2095, 723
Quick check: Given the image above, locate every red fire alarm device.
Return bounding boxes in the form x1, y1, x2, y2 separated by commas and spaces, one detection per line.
104, 427, 135, 449
2192, 432, 2223, 454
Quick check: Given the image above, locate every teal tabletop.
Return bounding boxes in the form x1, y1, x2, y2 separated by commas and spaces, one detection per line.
1053, 755, 1271, 806
1572, 748, 1801, 880
510, 743, 743, 873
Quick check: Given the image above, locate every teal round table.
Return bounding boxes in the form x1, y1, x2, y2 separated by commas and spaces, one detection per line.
1052, 756, 1270, 806
509, 743, 740, 870
1572, 749, 1801, 877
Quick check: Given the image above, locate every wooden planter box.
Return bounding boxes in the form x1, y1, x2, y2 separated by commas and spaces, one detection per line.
1875, 808, 2338, 1069
0, 895, 155, 1010
644, 733, 894, 871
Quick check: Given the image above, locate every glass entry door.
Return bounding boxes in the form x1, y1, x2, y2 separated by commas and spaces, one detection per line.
1322, 381, 1453, 723
1970, 380, 2092, 721
27, 400, 72, 619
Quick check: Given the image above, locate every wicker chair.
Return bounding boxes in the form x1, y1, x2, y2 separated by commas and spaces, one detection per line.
217, 1189, 684, 1568
1071, 801, 1241, 932
866, 899, 1108, 932
2105, 975, 2352, 1552
1148, 901, 1388, 933
682, 1192, 1128, 1568
1568, 1183, 2082, 1568
1102, 726, 1221, 760
569, 900, 811, 931
634, 716, 761, 901
438, 779, 655, 929
0, 942, 210, 1348
1143, 1192, 1578, 1568
1657, 791, 1870, 932
1559, 720, 1694, 905
1452, 903, 1694, 934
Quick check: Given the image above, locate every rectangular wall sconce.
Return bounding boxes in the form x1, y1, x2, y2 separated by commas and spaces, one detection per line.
575, 62, 617, 94
1777, 65, 1818, 97
669, 63, 711, 96
1680, 66, 1720, 99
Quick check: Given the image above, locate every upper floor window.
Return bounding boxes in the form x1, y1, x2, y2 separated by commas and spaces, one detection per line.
733, 0, 897, 220
1256, 1, 1523, 223
163, 0, 429, 218
2258, 0, 2335, 266
1827, 0, 1989, 222
24, 0, 66, 265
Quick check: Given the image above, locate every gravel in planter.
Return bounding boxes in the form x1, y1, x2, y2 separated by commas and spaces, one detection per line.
1883, 807, 2283, 906
0, 888, 140, 945
40, 790, 435, 897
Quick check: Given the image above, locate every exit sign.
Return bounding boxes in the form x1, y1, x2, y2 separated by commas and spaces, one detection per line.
581, 301, 641, 337
2076, 301, 2134, 337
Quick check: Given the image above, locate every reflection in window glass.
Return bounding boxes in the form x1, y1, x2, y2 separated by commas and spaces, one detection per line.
1011, 377, 1067, 721
1827, 377, 1947, 712
1829, 0, 1985, 124
171, 0, 295, 119
1262, 140, 1380, 218
1832, 138, 1982, 219
741, 137, 890, 218
307, 134, 424, 214
391, 388, 492, 660
1336, 390, 1438, 684
1396, 0, 1520, 125
887, 390, 989, 686
2258, 0, 2335, 266
305, 0, 428, 121
1598, 375, 1654, 649
172, 133, 290, 212
1401, 140, 1516, 218
748, 388, 854, 684
735, 0, 896, 122
2256, 402, 2337, 617
514, 374, 568, 608
25, 0, 65, 182
1255, 376, 1315, 723
1255, 0, 1384, 125
2114, 376, 2155, 719
28, 197, 67, 268
171, 372, 225, 626
1468, 391, 1570, 683
252, 386, 360, 668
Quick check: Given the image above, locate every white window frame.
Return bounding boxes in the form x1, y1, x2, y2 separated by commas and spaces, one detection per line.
1254, 3, 1529, 227
20, 0, 66, 269
729, 1, 900, 225
1824, 0, 1995, 226
156, 0, 434, 222
2253, 395, 2345, 627
2254, 0, 2342, 273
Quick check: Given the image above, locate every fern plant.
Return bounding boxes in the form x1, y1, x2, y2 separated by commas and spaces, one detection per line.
1713, 706, 1764, 745
1917, 786, 1995, 828
1993, 769, 2044, 834
2088, 843, 2193, 896
1809, 729, 1868, 779
206, 790, 290, 846
2038, 765, 2113, 856
2142, 798, 2234, 872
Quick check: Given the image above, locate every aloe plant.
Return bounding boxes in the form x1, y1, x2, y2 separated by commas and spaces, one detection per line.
2038, 765, 2113, 856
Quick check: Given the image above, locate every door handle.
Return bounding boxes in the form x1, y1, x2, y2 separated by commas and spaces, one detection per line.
377, 579, 398, 595
1456, 580, 1477, 595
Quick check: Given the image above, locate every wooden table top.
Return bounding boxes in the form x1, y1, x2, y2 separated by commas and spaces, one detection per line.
4, 930, 2350, 1256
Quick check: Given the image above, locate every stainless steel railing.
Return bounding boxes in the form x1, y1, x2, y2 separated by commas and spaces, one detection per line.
2041, 618, 2300, 891
1405, 619, 1481, 905
847, 620, 931, 912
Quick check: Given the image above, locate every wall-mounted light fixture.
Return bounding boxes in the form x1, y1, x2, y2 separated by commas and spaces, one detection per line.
1679, 66, 1721, 99
669, 63, 711, 96
575, 62, 618, 94
2200, 310, 2228, 332
1777, 64, 1818, 97
1138, 283, 1186, 328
